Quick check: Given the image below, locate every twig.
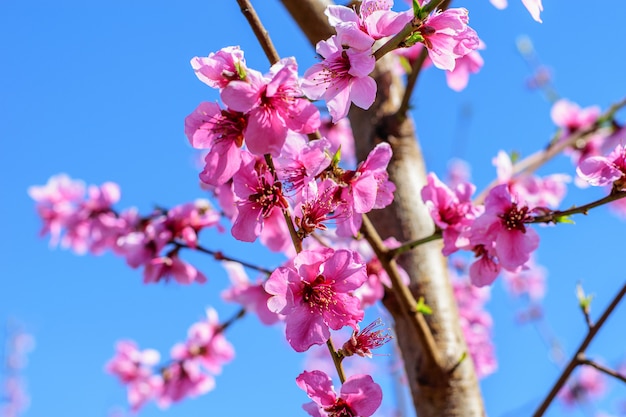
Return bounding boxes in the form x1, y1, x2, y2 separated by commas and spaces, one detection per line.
396, 47, 429, 120
388, 229, 442, 258
475, 97, 626, 204
175, 242, 274, 275
529, 190, 626, 224
360, 214, 444, 371
236, 0, 281, 65
532, 282, 626, 417
578, 357, 626, 384
326, 338, 346, 384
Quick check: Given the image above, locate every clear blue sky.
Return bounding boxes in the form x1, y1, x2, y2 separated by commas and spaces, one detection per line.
1, 1, 625, 416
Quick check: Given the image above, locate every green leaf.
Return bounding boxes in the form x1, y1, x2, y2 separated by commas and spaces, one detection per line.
576, 283, 594, 312
412, 0, 422, 18
510, 150, 521, 164
331, 146, 342, 167
556, 215, 575, 224
403, 32, 424, 48
416, 296, 432, 315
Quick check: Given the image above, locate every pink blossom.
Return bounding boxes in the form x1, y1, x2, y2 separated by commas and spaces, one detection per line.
446, 42, 484, 92
296, 370, 382, 417
451, 270, 497, 378
231, 155, 289, 242
559, 366, 607, 406
502, 257, 546, 301
275, 133, 332, 194
319, 117, 356, 167
143, 253, 207, 285
185, 101, 247, 186
420, 8, 480, 71
171, 307, 234, 374
221, 261, 283, 325
191, 46, 247, 89
336, 143, 396, 237
469, 184, 540, 286
165, 199, 220, 248
265, 248, 367, 352
421, 172, 482, 255
221, 57, 320, 156
339, 319, 392, 358
577, 144, 626, 189
493, 150, 570, 208
302, 35, 377, 122
294, 179, 347, 238
326, 0, 413, 43
551, 99, 600, 135
156, 360, 215, 408
106, 340, 160, 384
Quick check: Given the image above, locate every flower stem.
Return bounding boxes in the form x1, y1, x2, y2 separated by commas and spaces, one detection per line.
326, 338, 346, 384
529, 190, 626, 224
388, 229, 442, 258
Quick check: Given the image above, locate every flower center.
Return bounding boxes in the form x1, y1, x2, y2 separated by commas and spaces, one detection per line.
324, 398, 356, 417
500, 203, 530, 232
302, 274, 336, 311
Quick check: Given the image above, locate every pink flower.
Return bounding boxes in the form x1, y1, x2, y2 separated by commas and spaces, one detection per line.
221, 261, 283, 325
296, 370, 382, 417
577, 144, 626, 189
191, 46, 247, 90
185, 101, 247, 186
275, 133, 332, 194
221, 57, 320, 156
420, 8, 480, 71
231, 155, 289, 242
143, 253, 207, 285
106, 340, 160, 384
302, 35, 377, 122
339, 319, 392, 358
421, 172, 482, 255
336, 143, 396, 237
165, 199, 220, 248
319, 117, 356, 167
265, 248, 367, 352
156, 360, 215, 408
559, 366, 607, 406
294, 179, 347, 239
502, 257, 546, 301
171, 307, 234, 374
326, 0, 413, 43
468, 184, 540, 286
446, 42, 484, 92
551, 99, 600, 135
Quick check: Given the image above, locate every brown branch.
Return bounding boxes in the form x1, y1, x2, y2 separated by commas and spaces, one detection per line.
475, 97, 626, 204
532, 282, 626, 417
578, 358, 626, 384
529, 190, 626, 224
175, 242, 274, 275
236, 0, 281, 65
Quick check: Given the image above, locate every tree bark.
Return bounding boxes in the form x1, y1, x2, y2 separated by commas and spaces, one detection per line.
279, 1, 486, 415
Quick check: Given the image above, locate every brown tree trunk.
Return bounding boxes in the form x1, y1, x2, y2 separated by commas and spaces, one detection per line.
280, 1, 486, 415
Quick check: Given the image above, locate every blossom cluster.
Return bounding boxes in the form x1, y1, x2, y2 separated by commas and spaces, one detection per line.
105, 308, 234, 411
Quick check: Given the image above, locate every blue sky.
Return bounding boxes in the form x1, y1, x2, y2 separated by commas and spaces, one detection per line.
1, 1, 625, 416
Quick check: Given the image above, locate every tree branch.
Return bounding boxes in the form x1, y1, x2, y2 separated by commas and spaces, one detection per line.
236, 0, 280, 65
532, 282, 626, 417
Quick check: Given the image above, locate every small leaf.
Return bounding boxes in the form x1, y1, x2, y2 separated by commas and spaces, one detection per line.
403, 32, 424, 48
576, 283, 593, 313
416, 296, 432, 315
556, 215, 575, 224
412, 0, 422, 18
235, 61, 247, 80
331, 146, 342, 167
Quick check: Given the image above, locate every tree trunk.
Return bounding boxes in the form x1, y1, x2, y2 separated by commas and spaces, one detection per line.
280, 1, 486, 415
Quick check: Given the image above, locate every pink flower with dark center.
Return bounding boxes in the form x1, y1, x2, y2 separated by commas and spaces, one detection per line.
302, 35, 377, 122
551, 99, 600, 135
559, 366, 607, 406
191, 46, 247, 89
468, 184, 539, 286
165, 199, 220, 248
106, 340, 160, 384
294, 179, 347, 239
221, 57, 320, 156
185, 101, 248, 186
275, 134, 332, 194
296, 370, 382, 417
420, 8, 480, 71
265, 248, 367, 352
231, 155, 289, 242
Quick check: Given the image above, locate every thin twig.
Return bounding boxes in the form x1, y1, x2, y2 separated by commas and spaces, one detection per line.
578, 358, 626, 384
532, 282, 626, 417
360, 214, 444, 371
529, 190, 626, 224
475, 97, 626, 204
396, 47, 429, 120
389, 229, 442, 258
326, 338, 346, 384
236, 0, 280, 65
175, 241, 274, 275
